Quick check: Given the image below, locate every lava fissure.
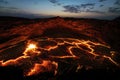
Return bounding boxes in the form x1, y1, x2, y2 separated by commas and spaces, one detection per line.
0, 37, 119, 76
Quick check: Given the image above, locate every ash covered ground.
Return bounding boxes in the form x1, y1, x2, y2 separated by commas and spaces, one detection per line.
0, 16, 120, 80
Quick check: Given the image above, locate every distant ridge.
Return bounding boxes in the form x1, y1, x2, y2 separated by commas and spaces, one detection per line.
0, 16, 115, 21
114, 16, 120, 21
0, 16, 30, 21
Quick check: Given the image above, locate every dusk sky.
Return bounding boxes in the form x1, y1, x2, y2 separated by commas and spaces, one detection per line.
0, 0, 120, 19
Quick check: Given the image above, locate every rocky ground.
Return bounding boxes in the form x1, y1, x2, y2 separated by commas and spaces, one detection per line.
0, 16, 120, 80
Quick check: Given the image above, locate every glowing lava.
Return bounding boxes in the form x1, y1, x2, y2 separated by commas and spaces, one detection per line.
23, 41, 40, 56
27, 61, 58, 76
0, 37, 120, 76
27, 44, 37, 50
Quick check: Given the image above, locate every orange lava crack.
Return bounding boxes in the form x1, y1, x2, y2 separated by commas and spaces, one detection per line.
0, 37, 119, 76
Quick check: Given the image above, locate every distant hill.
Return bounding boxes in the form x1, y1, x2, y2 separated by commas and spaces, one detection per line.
113, 16, 120, 21
0, 16, 30, 21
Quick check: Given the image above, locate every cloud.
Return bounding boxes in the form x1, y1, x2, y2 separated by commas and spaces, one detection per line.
81, 3, 95, 8
108, 7, 120, 13
63, 5, 80, 13
99, 5, 104, 7
48, 0, 61, 5
49, 0, 57, 3
63, 3, 99, 13
0, 5, 53, 18
0, 6, 18, 10
0, 6, 19, 15
63, 4, 104, 14
114, 0, 120, 6
99, 0, 107, 2
0, 6, 30, 18
0, 0, 8, 4
86, 9, 105, 14
0, 7, 53, 18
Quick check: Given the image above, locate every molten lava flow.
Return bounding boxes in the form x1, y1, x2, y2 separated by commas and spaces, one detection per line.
27, 44, 37, 50
27, 61, 58, 76
27, 63, 41, 76
23, 41, 40, 56
0, 37, 119, 76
